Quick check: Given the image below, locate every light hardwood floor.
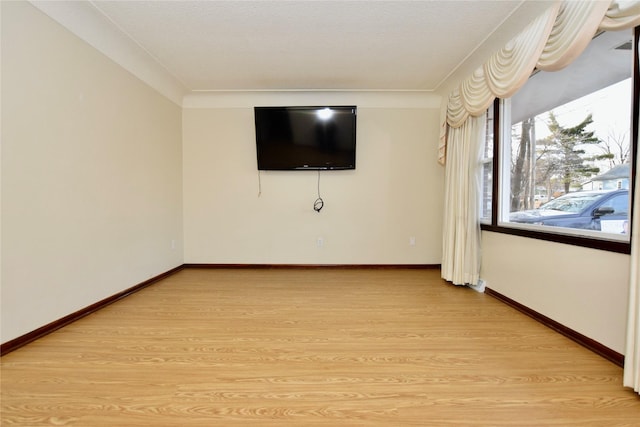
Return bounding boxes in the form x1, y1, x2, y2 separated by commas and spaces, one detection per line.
2, 268, 639, 426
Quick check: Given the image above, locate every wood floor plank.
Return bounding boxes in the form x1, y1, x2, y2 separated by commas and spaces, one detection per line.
2, 268, 639, 426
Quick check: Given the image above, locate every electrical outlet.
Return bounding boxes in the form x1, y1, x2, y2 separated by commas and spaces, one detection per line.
409, 236, 416, 246
317, 237, 324, 248
171, 239, 176, 250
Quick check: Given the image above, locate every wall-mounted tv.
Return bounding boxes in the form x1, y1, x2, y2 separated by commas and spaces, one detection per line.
254, 106, 357, 170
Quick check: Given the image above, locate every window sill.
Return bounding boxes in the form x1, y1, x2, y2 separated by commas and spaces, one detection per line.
480, 223, 631, 254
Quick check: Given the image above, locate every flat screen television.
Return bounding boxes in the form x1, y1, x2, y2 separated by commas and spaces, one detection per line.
254, 106, 357, 170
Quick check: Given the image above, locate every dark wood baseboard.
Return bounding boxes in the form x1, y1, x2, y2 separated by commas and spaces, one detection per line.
183, 263, 441, 269
0, 265, 184, 356
485, 287, 624, 367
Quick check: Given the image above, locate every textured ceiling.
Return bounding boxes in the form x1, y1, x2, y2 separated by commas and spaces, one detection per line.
88, 0, 532, 92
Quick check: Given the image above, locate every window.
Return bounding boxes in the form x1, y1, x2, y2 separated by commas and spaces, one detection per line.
481, 28, 637, 253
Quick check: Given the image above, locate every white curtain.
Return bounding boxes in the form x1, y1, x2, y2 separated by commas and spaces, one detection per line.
624, 147, 640, 393
441, 114, 485, 286
624, 33, 640, 390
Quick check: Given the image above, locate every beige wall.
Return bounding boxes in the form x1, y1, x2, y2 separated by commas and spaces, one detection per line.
182, 93, 443, 264
481, 231, 630, 353
1, 2, 183, 342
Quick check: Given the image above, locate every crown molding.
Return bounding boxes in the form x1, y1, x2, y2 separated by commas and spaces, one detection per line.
29, 1, 187, 106
183, 90, 442, 109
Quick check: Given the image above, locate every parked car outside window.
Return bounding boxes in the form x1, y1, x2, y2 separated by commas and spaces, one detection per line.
508, 189, 629, 233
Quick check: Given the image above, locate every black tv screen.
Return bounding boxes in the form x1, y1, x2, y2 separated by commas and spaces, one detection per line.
254, 106, 357, 170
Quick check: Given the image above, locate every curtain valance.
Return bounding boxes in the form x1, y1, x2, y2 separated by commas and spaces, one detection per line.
537, 1, 611, 71
438, 0, 640, 165
601, 1, 640, 30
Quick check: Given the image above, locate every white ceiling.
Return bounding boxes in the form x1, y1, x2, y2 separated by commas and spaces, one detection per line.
82, 0, 550, 93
